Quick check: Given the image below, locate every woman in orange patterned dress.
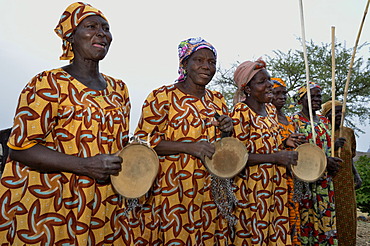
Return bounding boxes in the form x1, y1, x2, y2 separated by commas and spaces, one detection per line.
230, 60, 301, 245
0, 3, 132, 245
133, 37, 234, 245
271, 78, 304, 245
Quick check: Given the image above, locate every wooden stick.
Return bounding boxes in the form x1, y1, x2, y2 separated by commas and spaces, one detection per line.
339, 0, 369, 156
298, 0, 316, 142
331, 26, 336, 157
339, 0, 370, 136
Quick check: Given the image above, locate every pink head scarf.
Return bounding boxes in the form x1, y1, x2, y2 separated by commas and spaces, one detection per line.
233, 58, 266, 104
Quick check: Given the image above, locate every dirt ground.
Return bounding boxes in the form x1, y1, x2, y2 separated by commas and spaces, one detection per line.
357, 210, 370, 245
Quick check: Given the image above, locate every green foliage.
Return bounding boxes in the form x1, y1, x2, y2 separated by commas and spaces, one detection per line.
209, 40, 370, 132
355, 155, 370, 214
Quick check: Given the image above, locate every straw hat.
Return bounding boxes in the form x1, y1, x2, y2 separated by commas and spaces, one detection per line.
111, 143, 159, 198
292, 143, 327, 182
204, 137, 248, 178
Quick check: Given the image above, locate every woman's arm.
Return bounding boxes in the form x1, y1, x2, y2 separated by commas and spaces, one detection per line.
10, 144, 122, 181
247, 150, 298, 168
352, 160, 362, 189
154, 140, 215, 164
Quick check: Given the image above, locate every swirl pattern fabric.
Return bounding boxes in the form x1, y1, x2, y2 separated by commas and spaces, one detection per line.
278, 118, 301, 245
133, 84, 229, 245
0, 68, 131, 245
230, 102, 292, 245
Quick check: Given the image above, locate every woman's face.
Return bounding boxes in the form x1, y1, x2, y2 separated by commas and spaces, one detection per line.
183, 49, 216, 86
245, 69, 273, 103
326, 105, 342, 126
70, 15, 112, 61
301, 87, 322, 112
272, 86, 287, 109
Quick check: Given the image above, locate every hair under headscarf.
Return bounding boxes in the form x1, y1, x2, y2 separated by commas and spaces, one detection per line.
232, 58, 266, 104
321, 100, 343, 117
271, 78, 287, 88
177, 37, 217, 82
296, 81, 321, 102
54, 2, 107, 60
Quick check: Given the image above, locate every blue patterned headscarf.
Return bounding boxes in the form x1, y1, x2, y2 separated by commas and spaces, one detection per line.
177, 37, 217, 82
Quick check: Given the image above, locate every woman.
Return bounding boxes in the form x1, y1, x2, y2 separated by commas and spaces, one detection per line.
321, 100, 362, 245
134, 37, 233, 245
292, 82, 341, 246
271, 78, 303, 245
0, 3, 131, 245
230, 60, 300, 245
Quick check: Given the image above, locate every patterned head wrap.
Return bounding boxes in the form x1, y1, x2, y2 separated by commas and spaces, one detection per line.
233, 58, 266, 104
271, 78, 287, 88
177, 37, 217, 82
54, 2, 107, 60
321, 100, 343, 117
296, 81, 321, 101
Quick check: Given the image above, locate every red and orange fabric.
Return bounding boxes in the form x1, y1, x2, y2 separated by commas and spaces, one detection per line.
134, 85, 230, 245
230, 102, 292, 245
292, 112, 337, 245
278, 117, 301, 246
0, 68, 131, 244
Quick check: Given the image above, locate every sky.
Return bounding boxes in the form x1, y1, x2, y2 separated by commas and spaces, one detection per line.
0, 0, 369, 151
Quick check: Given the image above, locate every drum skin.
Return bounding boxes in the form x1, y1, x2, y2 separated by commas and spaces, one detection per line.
204, 137, 248, 178
292, 143, 327, 182
111, 143, 159, 198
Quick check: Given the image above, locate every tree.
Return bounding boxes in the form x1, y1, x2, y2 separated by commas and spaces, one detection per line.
208, 40, 370, 131
355, 155, 370, 214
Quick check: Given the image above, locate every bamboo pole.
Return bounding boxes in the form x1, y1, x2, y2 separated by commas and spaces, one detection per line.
298, 0, 316, 142
331, 26, 336, 157
339, 0, 369, 156
339, 0, 370, 136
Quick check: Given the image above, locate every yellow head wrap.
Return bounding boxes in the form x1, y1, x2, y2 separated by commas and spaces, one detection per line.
296, 81, 321, 102
271, 78, 286, 88
321, 100, 343, 117
54, 2, 107, 60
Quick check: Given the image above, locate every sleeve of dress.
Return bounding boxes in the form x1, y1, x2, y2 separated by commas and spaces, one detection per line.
134, 87, 169, 148
7, 71, 60, 150
116, 80, 131, 148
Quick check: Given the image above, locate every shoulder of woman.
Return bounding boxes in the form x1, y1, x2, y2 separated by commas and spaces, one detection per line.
206, 88, 223, 97
100, 73, 129, 91
24, 69, 62, 89
318, 114, 330, 124
231, 102, 249, 113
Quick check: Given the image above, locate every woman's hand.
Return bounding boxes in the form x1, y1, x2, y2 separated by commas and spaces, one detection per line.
213, 113, 233, 136
354, 173, 363, 190
83, 154, 122, 181
186, 141, 215, 164
327, 157, 342, 177
334, 137, 346, 151
285, 133, 307, 148
273, 150, 299, 168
